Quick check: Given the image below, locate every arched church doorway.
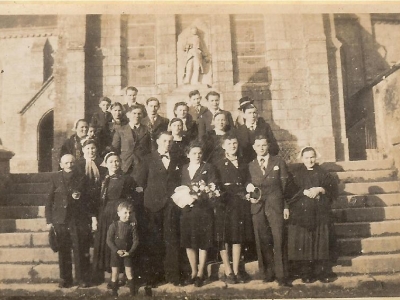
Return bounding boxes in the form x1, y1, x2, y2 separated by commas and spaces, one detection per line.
38, 110, 54, 172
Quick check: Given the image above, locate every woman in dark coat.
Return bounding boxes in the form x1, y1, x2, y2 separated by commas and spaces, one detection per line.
92, 152, 137, 282
286, 147, 338, 283
214, 133, 253, 284
60, 119, 89, 160
202, 111, 232, 165
75, 139, 107, 227
98, 102, 128, 156
169, 118, 190, 167
180, 141, 218, 287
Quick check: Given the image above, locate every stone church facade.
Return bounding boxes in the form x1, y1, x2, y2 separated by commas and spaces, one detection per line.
1, 13, 400, 173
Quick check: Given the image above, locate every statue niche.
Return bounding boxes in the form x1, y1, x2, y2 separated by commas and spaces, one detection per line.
177, 24, 211, 86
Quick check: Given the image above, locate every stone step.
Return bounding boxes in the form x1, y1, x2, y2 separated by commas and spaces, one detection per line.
332, 194, 400, 209
0, 263, 60, 281
332, 206, 400, 223
0, 218, 47, 233
321, 159, 394, 172
334, 219, 400, 238
0, 232, 48, 247
10, 172, 54, 184
337, 235, 400, 256
11, 183, 50, 194
3, 194, 48, 206
339, 181, 400, 195
0, 206, 45, 219
334, 169, 397, 183
335, 253, 400, 274
0, 247, 58, 263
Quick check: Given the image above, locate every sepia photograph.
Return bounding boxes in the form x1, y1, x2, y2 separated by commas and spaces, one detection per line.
1, 1, 400, 299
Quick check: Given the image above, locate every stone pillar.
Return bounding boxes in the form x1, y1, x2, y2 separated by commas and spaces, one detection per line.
53, 15, 87, 170
210, 15, 235, 110
101, 15, 125, 101
0, 145, 14, 203
303, 14, 336, 161
324, 14, 349, 161
156, 14, 177, 113
357, 14, 375, 83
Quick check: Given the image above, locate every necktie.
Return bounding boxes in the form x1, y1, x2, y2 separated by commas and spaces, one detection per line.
259, 158, 266, 175
196, 106, 200, 114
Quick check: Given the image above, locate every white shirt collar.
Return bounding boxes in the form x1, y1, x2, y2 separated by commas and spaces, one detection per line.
245, 121, 257, 129
257, 154, 269, 163
158, 149, 169, 157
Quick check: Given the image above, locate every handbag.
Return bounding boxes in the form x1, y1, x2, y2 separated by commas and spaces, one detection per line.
48, 226, 59, 253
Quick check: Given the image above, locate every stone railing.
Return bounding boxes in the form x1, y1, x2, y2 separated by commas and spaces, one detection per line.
347, 62, 400, 162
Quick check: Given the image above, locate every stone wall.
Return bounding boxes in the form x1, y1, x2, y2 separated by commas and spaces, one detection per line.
0, 26, 57, 172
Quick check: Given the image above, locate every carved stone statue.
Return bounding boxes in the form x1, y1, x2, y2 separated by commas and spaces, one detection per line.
177, 20, 211, 86
183, 26, 204, 85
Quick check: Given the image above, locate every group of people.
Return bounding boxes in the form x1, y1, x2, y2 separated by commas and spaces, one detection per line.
45, 87, 338, 297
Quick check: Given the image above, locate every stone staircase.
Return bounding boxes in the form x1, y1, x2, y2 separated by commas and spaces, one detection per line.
325, 159, 400, 274
0, 159, 400, 283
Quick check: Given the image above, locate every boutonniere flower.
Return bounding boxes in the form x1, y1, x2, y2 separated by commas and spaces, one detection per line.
273, 166, 279, 171
175, 166, 180, 170
225, 161, 228, 166
202, 170, 207, 174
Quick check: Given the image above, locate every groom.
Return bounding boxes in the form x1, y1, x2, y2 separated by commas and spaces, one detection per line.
248, 135, 291, 287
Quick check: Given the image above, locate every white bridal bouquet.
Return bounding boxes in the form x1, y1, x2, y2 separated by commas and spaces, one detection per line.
172, 180, 221, 208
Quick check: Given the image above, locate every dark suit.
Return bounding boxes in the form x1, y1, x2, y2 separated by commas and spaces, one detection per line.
182, 114, 198, 142
248, 155, 288, 281
236, 117, 280, 164
198, 109, 234, 139
90, 109, 112, 133
141, 115, 169, 151
123, 102, 147, 118
112, 124, 151, 174
137, 151, 182, 284
188, 105, 208, 123
60, 134, 84, 160
45, 170, 91, 285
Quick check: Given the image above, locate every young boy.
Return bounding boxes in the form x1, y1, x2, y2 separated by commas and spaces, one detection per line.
106, 201, 140, 296
91, 96, 112, 135
187, 90, 208, 123
123, 86, 147, 117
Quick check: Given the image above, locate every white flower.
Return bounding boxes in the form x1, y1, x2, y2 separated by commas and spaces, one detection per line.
225, 162, 228, 166
202, 170, 207, 174
199, 184, 205, 191
192, 185, 199, 192
175, 166, 180, 170
273, 165, 279, 171
204, 186, 211, 193
214, 190, 220, 197
246, 183, 256, 193
209, 183, 216, 191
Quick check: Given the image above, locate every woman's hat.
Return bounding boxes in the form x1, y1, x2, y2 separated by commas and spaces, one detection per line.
238, 96, 254, 109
